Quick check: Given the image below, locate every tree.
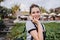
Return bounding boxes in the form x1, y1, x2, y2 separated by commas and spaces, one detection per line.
0, 6, 12, 19
11, 5, 20, 18
0, 0, 4, 20
55, 7, 60, 14
49, 9, 54, 13
40, 7, 47, 13
11, 5, 20, 14
0, 0, 4, 2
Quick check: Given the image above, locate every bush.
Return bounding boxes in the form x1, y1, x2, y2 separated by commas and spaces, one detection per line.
8, 16, 16, 19
0, 20, 6, 31
44, 22, 60, 40
7, 23, 26, 40
7, 22, 60, 40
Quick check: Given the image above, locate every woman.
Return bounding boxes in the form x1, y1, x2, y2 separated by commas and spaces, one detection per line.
26, 4, 45, 40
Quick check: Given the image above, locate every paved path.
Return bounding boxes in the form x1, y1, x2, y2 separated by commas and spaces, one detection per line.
13, 20, 60, 23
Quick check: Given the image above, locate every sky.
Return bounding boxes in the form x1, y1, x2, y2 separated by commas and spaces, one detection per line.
0, 0, 60, 11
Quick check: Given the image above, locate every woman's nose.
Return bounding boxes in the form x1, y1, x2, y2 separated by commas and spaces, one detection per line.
35, 13, 39, 15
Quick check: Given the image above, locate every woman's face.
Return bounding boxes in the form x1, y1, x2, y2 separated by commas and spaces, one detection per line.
30, 7, 41, 20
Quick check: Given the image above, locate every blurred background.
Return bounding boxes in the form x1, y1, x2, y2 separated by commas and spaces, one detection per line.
0, 0, 60, 40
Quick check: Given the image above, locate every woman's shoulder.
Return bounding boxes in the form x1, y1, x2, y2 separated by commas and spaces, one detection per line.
26, 20, 35, 26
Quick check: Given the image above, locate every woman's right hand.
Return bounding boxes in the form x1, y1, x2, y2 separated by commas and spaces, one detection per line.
29, 16, 40, 25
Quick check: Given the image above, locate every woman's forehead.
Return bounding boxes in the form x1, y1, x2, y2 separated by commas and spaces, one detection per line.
31, 7, 40, 12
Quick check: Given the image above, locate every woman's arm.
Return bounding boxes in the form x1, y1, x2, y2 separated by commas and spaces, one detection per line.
26, 21, 39, 40
30, 30, 39, 40
31, 18, 44, 40
37, 23, 43, 40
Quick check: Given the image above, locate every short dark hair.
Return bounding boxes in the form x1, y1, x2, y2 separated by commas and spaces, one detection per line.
29, 4, 41, 14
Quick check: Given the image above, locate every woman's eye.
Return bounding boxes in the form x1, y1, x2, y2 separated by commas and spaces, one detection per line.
32, 12, 35, 14
37, 11, 40, 13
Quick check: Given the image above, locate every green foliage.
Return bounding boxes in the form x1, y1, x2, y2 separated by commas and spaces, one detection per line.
0, 6, 12, 19
7, 22, 60, 40
40, 7, 47, 13
0, 0, 4, 2
11, 5, 20, 14
44, 22, 60, 40
8, 16, 16, 19
8, 23, 26, 40
0, 19, 6, 31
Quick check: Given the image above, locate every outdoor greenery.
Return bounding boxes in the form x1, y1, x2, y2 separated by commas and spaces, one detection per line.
40, 7, 47, 13
0, 6, 12, 20
0, 0, 4, 2
7, 23, 26, 40
11, 5, 20, 15
44, 22, 60, 40
7, 22, 60, 40
0, 0, 60, 40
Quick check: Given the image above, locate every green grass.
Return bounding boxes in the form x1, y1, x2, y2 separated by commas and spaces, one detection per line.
44, 22, 60, 40
8, 22, 60, 40
7, 23, 26, 40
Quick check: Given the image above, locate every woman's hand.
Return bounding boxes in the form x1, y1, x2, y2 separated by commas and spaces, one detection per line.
33, 17, 43, 40
32, 17, 39, 24
29, 16, 40, 26
29, 16, 39, 24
